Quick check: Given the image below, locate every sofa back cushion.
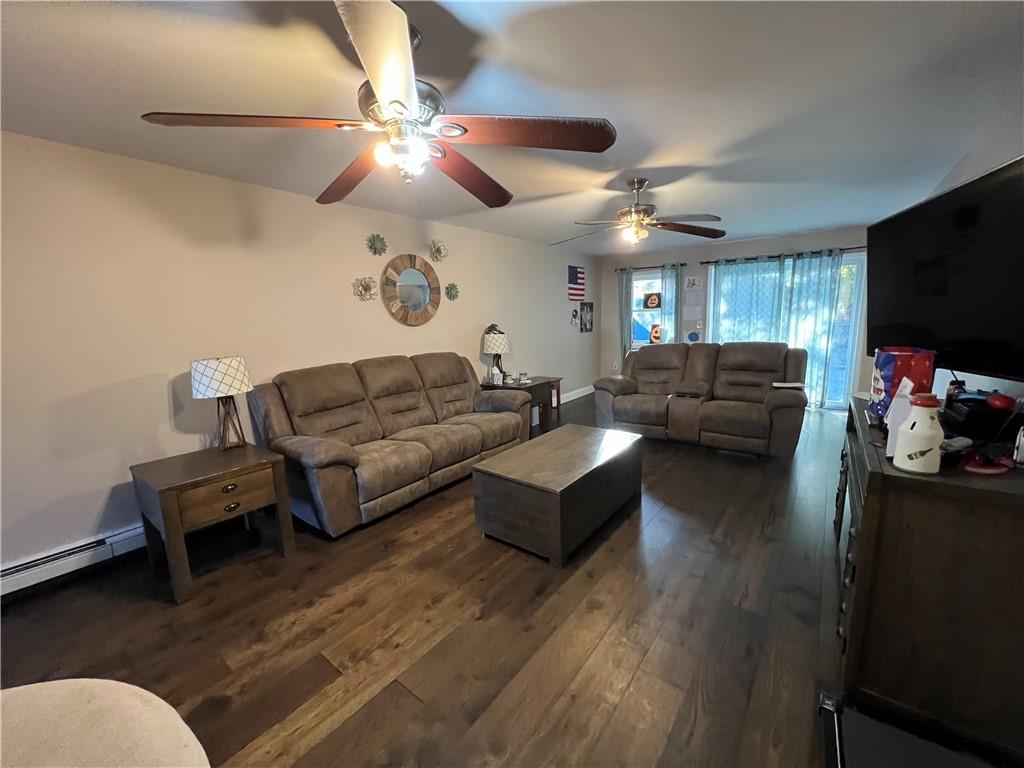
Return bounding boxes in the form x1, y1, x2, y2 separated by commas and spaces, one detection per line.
632, 343, 689, 394
411, 352, 479, 423
713, 342, 788, 403
274, 363, 383, 445
354, 355, 437, 436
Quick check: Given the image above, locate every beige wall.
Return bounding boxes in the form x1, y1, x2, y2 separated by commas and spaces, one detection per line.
0, 132, 600, 565
597, 226, 868, 377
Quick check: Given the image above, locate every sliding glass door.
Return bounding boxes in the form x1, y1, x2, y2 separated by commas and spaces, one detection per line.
707, 249, 866, 408
823, 251, 866, 409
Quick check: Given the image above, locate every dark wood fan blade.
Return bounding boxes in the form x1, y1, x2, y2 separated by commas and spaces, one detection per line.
653, 213, 722, 223
650, 221, 726, 239
430, 115, 616, 152
430, 142, 512, 208
141, 112, 378, 130
549, 225, 626, 246
316, 144, 378, 204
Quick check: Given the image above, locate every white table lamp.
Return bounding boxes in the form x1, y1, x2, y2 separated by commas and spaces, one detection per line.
482, 331, 511, 375
190, 356, 253, 449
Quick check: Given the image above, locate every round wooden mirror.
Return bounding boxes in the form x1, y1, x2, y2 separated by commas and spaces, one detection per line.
381, 253, 441, 326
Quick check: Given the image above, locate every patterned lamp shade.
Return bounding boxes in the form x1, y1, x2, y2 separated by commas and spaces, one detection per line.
190, 357, 253, 399
482, 332, 510, 355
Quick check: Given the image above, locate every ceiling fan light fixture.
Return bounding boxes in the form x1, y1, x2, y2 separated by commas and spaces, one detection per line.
374, 123, 431, 180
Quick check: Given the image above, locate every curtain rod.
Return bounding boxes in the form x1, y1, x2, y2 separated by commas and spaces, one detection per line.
613, 245, 865, 271
698, 245, 866, 266
613, 262, 687, 272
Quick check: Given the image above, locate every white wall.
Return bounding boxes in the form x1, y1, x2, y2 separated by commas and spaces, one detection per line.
596, 226, 868, 377
0, 132, 600, 566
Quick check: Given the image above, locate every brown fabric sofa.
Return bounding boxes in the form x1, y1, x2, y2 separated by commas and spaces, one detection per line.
594, 342, 808, 457
248, 352, 530, 537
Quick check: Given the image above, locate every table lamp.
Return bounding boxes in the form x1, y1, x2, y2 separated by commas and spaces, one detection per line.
482, 326, 510, 376
190, 356, 253, 450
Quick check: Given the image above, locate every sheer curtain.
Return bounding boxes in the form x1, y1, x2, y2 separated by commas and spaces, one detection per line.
661, 263, 683, 343
617, 267, 633, 366
708, 250, 843, 406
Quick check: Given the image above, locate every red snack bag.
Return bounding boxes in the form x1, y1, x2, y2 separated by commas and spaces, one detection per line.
869, 347, 936, 418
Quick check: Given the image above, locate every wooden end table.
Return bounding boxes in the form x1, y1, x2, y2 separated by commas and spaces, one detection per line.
481, 375, 563, 430
130, 445, 294, 603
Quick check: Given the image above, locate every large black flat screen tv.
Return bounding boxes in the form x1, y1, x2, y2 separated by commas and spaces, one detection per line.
866, 157, 1024, 381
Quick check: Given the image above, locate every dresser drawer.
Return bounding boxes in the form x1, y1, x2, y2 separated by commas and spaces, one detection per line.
178, 467, 276, 532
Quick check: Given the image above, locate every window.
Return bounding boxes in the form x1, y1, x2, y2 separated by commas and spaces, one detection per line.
630, 268, 676, 348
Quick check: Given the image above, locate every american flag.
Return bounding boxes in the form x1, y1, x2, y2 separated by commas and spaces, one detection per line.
568, 265, 586, 300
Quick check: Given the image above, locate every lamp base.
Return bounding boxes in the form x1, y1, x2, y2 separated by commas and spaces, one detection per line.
216, 396, 247, 450
493, 353, 506, 375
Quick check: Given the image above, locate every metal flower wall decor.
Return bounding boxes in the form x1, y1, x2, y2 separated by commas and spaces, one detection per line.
365, 233, 387, 256
428, 239, 448, 262
445, 282, 460, 301
353, 276, 379, 302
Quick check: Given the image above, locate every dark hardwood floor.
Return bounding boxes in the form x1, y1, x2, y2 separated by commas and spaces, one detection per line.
1, 396, 846, 767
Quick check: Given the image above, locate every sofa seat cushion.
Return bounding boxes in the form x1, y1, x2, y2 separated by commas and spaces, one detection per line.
700, 400, 771, 439
352, 440, 432, 503
613, 393, 670, 426
442, 412, 521, 451
389, 423, 483, 472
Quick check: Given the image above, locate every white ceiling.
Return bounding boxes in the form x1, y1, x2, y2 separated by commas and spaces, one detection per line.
3, 1, 1022, 253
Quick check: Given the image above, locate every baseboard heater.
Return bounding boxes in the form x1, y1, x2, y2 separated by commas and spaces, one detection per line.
1, 525, 145, 596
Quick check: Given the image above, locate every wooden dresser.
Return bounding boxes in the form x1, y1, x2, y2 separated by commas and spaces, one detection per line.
833, 397, 1024, 762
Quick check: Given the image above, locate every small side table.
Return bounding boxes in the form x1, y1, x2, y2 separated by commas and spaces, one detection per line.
130, 445, 294, 603
482, 376, 563, 431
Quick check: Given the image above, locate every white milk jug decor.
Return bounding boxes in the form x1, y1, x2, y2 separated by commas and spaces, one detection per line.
893, 393, 944, 474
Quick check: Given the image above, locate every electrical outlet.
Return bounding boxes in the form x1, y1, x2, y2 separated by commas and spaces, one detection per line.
612, 361, 619, 371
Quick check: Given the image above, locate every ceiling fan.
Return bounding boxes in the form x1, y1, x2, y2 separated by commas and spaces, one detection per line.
550, 177, 726, 246
141, 1, 616, 209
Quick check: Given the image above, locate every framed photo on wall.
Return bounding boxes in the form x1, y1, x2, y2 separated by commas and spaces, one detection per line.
579, 301, 594, 333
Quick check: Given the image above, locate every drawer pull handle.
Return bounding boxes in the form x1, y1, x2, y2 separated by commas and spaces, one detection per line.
846, 552, 855, 564
221, 483, 238, 494
849, 526, 858, 539
843, 575, 854, 588
836, 625, 846, 639
224, 502, 240, 513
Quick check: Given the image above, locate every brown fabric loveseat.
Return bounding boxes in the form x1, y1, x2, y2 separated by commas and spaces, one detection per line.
594, 342, 808, 457
248, 352, 530, 537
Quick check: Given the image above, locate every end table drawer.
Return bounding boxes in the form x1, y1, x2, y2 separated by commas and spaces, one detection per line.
178, 467, 276, 532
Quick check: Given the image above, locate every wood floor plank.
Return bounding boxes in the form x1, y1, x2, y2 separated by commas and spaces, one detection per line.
584, 671, 686, 768
186, 653, 341, 766
293, 680, 447, 768
226, 549, 518, 766
510, 531, 702, 767
735, 614, 819, 768
448, 510, 690, 767
656, 605, 767, 768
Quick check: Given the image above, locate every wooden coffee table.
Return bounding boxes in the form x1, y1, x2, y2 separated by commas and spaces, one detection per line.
472, 424, 642, 566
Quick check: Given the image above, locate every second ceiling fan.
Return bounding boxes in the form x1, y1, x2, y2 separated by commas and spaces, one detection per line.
551, 177, 726, 246
141, 1, 617, 209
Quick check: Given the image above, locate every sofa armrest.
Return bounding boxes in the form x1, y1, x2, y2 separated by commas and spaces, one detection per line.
594, 376, 638, 397
270, 435, 359, 469
474, 389, 531, 413
675, 380, 710, 399
764, 388, 808, 413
